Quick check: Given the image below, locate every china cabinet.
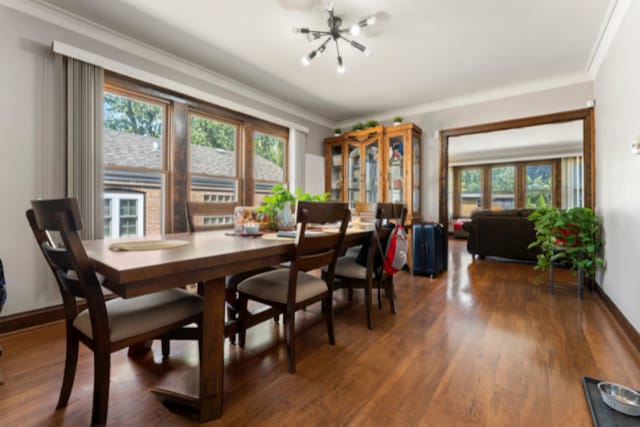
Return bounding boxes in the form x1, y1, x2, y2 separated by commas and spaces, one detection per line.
324, 123, 422, 223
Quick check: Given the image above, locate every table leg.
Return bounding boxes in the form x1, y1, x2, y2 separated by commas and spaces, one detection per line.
150, 277, 226, 421
199, 278, 225, 421
549, 264, 554, 295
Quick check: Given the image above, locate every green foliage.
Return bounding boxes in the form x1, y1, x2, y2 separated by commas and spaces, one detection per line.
364, 120, 379, 128
255, 184, 328, 229
104, 93, 162, 137
461, 169, 481, 193
491, 166, 515, 193
352, 122, 364, 131
334, 128, 342, 135
190, 115, 235, 150
254, 132, 284, 167
393, 116, 403, 123
528, 207, 604, 279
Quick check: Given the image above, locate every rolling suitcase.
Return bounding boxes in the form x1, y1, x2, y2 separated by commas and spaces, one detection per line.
412, 222, 445, 277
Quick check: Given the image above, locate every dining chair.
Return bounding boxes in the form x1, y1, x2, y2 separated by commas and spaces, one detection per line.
325, 203, 407, 330
185, 201, 276, 344
27, 198, 203, 426
237, 201, 350, 373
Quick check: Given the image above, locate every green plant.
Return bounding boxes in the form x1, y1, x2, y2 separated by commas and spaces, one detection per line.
528, 207, 604, 279
393, 116, 403, 123
364, 119, 379, 128
334, 127, 342, 135
255, 183, 328, 229
352, 122, 364, 131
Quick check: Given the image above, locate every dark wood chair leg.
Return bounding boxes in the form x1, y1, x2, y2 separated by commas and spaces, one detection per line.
386, 277, 397, 314
91, 350, 110, 426
0, 344, 5, 385
365, 281, 373, 330
324, 296, 335, 345
57, 332, 79, 409
238, 294, 249, 348
161, 338, 170, 358
286, 306, 296, 374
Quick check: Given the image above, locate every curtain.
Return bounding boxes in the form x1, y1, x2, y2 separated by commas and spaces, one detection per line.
289, 129, 307, 192
66, 58, 104, 239
561, 156, 584, 209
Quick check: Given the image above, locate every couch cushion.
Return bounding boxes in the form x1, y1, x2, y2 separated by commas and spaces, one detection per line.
73, 288, 202, 342
237, 269, 328, 304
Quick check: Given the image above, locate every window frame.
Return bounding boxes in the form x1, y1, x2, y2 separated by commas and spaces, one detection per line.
452, 159, 561, 218
104, 72, 289, 232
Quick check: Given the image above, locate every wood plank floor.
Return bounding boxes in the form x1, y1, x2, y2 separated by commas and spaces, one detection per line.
1, 239, 639, 426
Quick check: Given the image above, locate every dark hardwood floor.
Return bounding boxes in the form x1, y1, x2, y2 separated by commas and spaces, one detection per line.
1, 239, 639, 426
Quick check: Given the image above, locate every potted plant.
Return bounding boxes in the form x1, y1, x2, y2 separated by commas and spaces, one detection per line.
393, 116, 403, 125
528, 207, 604, 280
364, 119, 379, 129
255, 183, 328, 230
352, 122, 364, 131
334, 127, 342, 136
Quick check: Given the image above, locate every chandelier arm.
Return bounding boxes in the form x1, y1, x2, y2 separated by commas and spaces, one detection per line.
339, 34, 369, 53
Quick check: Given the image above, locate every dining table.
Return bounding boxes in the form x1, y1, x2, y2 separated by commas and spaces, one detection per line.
83, 227, 370, 422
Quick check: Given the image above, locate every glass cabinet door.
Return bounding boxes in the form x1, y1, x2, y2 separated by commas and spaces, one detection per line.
364, 140, 379, 203
388, 136, 404, 203
347, 144, 361, 209
329, 144, 343, 201
412, 135, 420, 214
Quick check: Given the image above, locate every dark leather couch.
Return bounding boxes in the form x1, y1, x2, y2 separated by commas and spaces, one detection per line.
462, 209, 539, 261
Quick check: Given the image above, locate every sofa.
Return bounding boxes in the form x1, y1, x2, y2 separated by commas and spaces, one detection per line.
462, 209, 539, 261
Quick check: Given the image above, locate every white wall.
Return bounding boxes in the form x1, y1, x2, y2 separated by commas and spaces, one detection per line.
0, 5, 330, 317
594, 2, 640, 332
391, 82, 594, 220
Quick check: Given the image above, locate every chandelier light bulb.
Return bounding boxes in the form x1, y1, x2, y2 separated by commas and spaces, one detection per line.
301, 56, 310, 66
350, 25, 360, 36
337, 56, 345, 73
292, 27, 300, 33
366, 15, 377, 26
364, 48, 372, 56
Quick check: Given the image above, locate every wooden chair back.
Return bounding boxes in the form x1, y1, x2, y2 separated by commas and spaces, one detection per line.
355, 202, 376, 223
28, 198, 110, 341
185, 201, 239, 232
365, 203, 408, 271
290, 201, 350, 283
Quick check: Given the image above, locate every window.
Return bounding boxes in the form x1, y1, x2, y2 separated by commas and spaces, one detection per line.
526, 164, 553, 208
104, 73, 289, 232
103, 88, 167, 235
453, 159, 561, 217
189, 113, 239, 205
459, 168, 482, 217
253, 129, 287, 206
491, 166, 515, 210
103, 192, 145, 237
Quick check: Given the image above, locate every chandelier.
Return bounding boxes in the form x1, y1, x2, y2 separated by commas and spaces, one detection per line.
293, 2, 376, 74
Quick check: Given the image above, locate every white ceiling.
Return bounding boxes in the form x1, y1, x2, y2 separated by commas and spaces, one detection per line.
40, 0, 612, 123
449, 120, 583, 165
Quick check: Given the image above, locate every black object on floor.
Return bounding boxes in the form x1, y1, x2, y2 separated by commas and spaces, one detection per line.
412, 222, 445, 277
582, 376, 640, 427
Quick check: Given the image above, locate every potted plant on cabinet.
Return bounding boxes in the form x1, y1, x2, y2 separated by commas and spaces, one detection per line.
393, 116, 403, 125
528, 207, 604, 280
334, 127, 342, 136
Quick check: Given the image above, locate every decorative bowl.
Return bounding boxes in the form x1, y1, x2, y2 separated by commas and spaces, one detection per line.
597, 381, 640, 416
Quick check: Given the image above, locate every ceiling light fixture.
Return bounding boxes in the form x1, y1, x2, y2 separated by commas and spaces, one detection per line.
293, 2, 376, 74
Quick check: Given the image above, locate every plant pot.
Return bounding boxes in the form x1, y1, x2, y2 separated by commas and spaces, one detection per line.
276, 201, 295, 231
394, 121, 401, 126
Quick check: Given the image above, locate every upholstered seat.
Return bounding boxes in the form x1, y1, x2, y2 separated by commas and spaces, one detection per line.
238, 270, 327, 305
73, 289, 202, 342
324, 256, 367, 280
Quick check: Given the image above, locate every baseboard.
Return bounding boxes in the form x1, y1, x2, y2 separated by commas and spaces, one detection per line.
0, 305, 66, 334
594, 282, 640, 354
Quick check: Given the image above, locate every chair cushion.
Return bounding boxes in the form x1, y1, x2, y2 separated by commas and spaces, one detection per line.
345, 245, 362, 258
73, 288, 202, 342
332, 256, 368, 280
237, 269, 328, 304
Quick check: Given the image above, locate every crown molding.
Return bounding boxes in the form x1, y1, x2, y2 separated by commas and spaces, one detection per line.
0, 0, 333, 130
337, 72, 594, 128
587, 0, 632, 78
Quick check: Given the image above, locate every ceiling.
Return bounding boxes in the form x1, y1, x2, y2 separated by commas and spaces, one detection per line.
40, 0, 612, 123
